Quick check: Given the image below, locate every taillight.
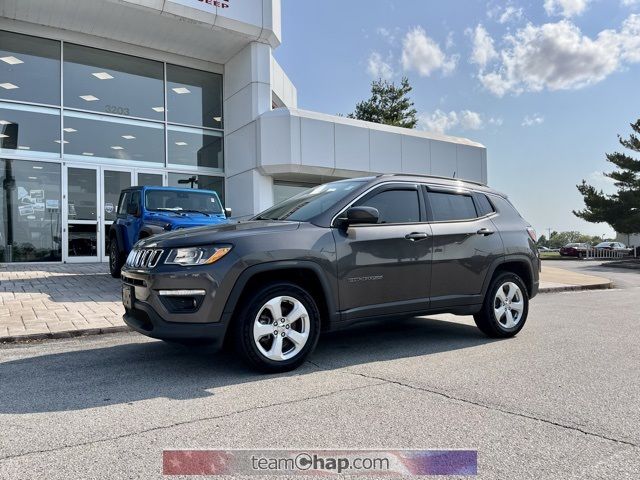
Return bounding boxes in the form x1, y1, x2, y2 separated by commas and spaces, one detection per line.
527, 227, 537, 243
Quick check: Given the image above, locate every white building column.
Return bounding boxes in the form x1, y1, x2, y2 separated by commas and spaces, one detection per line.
224, 41, 274, 217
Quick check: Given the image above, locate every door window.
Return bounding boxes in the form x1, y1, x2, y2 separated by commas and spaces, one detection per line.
356, 188, 421, 224
428, 191, 478, 222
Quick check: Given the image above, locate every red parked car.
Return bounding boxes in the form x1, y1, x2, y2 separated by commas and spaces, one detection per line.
559, 243, 590, 257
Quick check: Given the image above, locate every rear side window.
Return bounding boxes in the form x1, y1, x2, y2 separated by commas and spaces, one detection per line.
474, 194, 495, 216
428, 191, 478, 221
357, 188, 421, 224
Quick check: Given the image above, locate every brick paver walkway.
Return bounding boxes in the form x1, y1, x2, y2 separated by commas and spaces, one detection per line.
0, 264, 126, 341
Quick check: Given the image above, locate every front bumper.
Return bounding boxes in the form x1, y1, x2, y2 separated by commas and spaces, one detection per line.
121, 266, 229, 345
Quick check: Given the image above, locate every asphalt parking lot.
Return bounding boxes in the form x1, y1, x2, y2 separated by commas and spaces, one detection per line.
0, 261, 638, 479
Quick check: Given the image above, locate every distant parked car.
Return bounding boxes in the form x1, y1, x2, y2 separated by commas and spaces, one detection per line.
559, 243, 590, 257
538, 246, 551, 251
594, 242, 630, 253
109, 186, 231, 278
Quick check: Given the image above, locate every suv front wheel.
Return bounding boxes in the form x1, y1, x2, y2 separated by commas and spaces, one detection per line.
234, 282, 321, 372
109, 238, 124, 279
474, 272, 529, 338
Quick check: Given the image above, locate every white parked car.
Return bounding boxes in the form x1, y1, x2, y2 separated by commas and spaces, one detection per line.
594, 242, 630, 253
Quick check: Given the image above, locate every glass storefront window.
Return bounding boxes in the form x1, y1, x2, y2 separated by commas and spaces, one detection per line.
0, 159, 62, 262
137, 172, 163, 187
103, 170, 131, 221
0, 103, 61, 157
0, 31, 60, 105
273, 181, 318, 205
169, 173, 224, 202
167, 125, 223, 170
167, 64, 222, 129
63, 111, 164, 163
63, 43, 164, 120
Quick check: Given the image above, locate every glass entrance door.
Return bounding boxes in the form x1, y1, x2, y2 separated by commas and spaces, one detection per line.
101, 168, 132, 262
66, 166, 99, 262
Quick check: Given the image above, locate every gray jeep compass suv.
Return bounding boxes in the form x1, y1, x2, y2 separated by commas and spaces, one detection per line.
121, 175, 539, 372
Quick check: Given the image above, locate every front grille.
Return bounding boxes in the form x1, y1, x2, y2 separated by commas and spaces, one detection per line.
126, 248, 164, 269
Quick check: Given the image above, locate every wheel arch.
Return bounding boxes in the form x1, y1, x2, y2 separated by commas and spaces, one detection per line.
484, 257, 535, 297
221, 261, 339, 334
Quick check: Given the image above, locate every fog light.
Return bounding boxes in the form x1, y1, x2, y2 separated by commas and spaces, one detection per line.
158, 289, 206, 296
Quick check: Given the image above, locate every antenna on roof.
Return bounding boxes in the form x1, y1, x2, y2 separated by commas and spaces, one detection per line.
452, 171, 456, 178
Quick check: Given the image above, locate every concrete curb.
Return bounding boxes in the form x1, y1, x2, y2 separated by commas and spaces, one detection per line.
538, 281, 613, 294
0, 325, 131, 344
0, 281, 614, 344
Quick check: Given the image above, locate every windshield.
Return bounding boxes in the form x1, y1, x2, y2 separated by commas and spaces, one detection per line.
254, 179, 366, 221
145, 190, 223, 215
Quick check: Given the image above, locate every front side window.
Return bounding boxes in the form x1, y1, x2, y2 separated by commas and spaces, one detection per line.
428, 191, 478, 222
0, 30, 60, 105
63, 43, 164, 120
356, 188, 421, 224
117, 191, 130, 217
145, 190, 223, 215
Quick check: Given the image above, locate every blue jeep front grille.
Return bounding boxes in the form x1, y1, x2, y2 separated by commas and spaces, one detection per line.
126, 248, 164, 269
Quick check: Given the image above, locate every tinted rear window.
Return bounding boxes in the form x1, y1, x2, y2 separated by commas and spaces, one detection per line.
474, 194, 495, 216
428, 192, 478, 221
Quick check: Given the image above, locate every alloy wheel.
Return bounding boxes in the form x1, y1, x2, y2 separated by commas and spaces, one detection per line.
493, 282, 524, 329
253, 296, 310, 361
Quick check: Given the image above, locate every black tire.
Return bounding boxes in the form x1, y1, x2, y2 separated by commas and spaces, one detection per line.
474, 272, 529, 338
109, 238, 123, 278
233, 282, 321, 373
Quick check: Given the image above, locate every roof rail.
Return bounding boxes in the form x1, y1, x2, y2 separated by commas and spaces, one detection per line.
378, 173, 486, 187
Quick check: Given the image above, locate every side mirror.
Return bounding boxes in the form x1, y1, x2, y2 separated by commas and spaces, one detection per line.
224, 207, 232, 218
344, 206, 379, 226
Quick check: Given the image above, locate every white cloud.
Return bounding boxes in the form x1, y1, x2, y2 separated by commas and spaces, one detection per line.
401, 27, 458, 77
376, 27, 396, 44
460, 110, 484, 130
477, 15, 640, 96
622, 0, 640, 6
420, 109, 485, 133
489, 116, 504, 126
522, 114, 544, 126
487, 2, 524, 24
469, 24, 497, 68
499, 5, 524, 23
544, 0, 591, 18
366, 52, 394, 80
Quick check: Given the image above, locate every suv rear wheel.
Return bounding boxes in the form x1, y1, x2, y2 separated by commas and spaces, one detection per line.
474, 272, 529, 338
109, 238, 123, 279
233, 282, 321, 373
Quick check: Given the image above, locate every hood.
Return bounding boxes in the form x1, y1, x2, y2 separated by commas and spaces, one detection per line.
137, 220, 300, 249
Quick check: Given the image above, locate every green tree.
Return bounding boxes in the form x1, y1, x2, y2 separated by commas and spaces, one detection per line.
348, 77, 418, 129
574, 118, 640, 234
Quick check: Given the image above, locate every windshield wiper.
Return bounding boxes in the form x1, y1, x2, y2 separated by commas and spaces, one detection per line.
154, 208, 211, 217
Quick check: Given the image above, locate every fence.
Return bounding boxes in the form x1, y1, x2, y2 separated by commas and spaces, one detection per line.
582, 248, 637, 260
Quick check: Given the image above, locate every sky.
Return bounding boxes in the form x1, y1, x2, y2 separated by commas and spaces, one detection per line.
273, 0, 640, 239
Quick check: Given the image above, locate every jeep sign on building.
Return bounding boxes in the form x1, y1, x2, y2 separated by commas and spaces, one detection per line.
0, 0, 486, 263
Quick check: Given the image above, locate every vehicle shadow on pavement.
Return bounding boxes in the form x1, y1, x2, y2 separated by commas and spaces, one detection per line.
0, 316, 496, 415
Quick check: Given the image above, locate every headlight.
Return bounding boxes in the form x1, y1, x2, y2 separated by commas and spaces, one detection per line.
164, 246, 232, 266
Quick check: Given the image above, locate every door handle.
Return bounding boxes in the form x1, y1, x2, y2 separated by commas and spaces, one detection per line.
477, 228, 494, 236
405, 232, 429, 241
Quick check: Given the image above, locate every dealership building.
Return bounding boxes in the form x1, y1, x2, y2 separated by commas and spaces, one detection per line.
0, 0, 486, 264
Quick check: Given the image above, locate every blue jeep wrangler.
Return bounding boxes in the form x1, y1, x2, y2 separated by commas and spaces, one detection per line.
109, 186, 230, 277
